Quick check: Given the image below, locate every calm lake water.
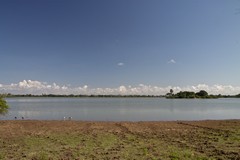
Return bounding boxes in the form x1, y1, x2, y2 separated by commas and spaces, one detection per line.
2, 97, 240, 121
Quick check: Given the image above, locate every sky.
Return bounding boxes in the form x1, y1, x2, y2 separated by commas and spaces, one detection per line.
0, 0, 240, 95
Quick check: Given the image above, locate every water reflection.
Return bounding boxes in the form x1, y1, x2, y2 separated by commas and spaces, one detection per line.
2, 97, 240, 121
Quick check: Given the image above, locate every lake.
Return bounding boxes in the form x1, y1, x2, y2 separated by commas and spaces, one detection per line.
1, 97, 240, 121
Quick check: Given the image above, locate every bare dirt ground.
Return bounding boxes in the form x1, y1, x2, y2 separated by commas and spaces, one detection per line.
0, 120, 240, 160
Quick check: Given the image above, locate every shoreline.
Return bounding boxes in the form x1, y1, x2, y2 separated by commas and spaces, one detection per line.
1, 118, 239, 122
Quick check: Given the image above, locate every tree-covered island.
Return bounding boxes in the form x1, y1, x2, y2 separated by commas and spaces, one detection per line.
166, 90, 219, 99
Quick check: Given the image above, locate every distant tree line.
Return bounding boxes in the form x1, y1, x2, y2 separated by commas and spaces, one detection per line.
2, 93, 163, 98
1, 92, 240, 99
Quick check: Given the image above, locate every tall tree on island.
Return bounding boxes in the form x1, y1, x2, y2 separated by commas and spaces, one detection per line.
195, 90, 208, 98
170, 89, 174, 95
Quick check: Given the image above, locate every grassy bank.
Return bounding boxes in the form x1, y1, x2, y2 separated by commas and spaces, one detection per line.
0, 120, 240, 160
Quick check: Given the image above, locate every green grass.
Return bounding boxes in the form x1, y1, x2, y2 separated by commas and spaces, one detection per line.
0, 120, 240, 159
1, 132, 209, 160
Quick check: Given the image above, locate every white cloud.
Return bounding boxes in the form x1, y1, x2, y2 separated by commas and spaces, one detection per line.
0, 80, 240, 95
83, 85, 88, 89
117, 62, 124, 66
61, 86, 68, 90
52, 83, 60, 90
19, 80, 46, 89
119, 86, 127, 93
168, 59, 176, 64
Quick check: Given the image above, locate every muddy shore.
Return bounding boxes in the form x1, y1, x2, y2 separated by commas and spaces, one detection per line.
0, 120, 240, 159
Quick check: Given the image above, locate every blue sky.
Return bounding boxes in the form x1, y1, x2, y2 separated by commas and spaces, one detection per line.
1, 0, 240, 94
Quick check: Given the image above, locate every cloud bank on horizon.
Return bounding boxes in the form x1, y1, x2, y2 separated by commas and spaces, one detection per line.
1, 80, 240, 95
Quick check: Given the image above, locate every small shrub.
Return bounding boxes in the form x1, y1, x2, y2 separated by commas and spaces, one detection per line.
0, 97, 9, 115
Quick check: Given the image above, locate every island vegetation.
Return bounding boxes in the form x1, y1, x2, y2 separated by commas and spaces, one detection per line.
166, 90, 240, 99
166, 90, 212, 99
